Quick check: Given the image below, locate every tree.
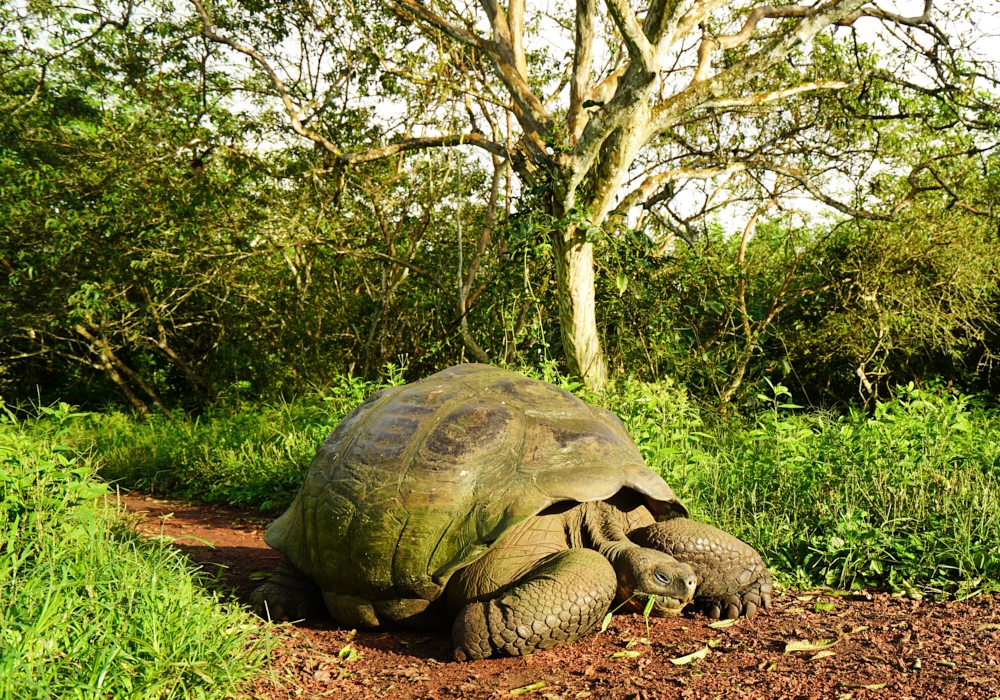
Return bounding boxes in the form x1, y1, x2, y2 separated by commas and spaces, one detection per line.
186, 0, 998, 389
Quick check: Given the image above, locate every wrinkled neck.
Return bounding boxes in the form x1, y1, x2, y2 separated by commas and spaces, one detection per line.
582, 500, 639, 564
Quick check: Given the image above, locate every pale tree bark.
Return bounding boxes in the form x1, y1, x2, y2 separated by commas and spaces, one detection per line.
191, 0, 965, 390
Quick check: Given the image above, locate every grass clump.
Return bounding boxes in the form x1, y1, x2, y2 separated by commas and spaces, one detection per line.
1, 403, 269, 699
76, 375, 387, 509
611, 381, 1000, 597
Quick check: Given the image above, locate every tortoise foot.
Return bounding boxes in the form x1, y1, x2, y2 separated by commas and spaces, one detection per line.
629, 518, 772, 620
699, 573, 773, 619
250, 557, 324, 622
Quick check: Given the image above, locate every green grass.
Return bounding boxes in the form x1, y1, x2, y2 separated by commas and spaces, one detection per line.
609, 381, 1000, 597
56, 367, 1000, 597
1, 403, 270, 699
75, 375, 385, 509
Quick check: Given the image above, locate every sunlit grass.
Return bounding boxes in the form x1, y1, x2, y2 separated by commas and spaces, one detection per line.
1, 405, 270, 699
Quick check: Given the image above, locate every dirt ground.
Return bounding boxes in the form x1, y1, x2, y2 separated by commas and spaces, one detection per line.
120, 493, 1000, 700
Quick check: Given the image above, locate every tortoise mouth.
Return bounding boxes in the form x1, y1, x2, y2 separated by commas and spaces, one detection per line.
627, 590, 690, 617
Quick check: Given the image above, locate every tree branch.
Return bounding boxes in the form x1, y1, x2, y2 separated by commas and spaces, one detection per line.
614, 163, 748, 213
190, 0, 341, 155
339, 134, 509, 166
387, 0, 489, 48
568, 0, 597, 143
650, 0, 870, 135
693, 4, 812, 83
478, 0, 554, 145
699, 80, 849, 108
760, 163, 895, 220
508, 0, 528, 79
605, 0, 657, 73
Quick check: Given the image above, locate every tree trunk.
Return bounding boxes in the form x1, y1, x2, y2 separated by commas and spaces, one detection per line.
551, 227, 607, 390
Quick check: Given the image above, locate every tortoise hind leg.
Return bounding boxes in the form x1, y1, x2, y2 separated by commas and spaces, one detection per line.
629, 518, 772, 619
250, 557, 325, 622
452, 549, 616, 661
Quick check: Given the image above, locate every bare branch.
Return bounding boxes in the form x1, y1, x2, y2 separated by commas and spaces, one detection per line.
388, 0, 488, 48
693, 4, 812, 83
614, 163, 748, 213
839, 0, 936, 30
340, 134, 509, 166
568, 0, 597, 143
761, 163, 895, 221
700, 80, 850, 108
191, 0, 341, 155
650, 0, 870, 135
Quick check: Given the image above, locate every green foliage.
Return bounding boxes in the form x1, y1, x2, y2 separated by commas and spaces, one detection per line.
72, 375, 390, 509
0, 404, 269, 699
610, 381, 1000, 596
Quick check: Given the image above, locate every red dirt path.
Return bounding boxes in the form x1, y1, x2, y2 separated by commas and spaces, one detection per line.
120, 493, 1000, 700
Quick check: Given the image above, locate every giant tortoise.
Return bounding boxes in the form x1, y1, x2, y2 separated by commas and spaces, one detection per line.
251, 364, 771, 660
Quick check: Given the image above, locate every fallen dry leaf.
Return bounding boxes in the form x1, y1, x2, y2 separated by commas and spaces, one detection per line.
811, 650, 836, 660
670, 646, 710, 665
785, 639, 838, 654
510, 681, 546, 695
708, 619, 740, 629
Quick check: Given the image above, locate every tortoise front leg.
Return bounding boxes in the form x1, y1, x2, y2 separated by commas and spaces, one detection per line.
452, 549, 616, 661
629, 518, 773, 619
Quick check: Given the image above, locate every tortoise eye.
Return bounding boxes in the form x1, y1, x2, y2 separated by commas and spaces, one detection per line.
653, 571, 672, 586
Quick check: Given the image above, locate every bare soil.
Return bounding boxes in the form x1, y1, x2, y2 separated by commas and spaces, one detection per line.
120, 493, 1000, 700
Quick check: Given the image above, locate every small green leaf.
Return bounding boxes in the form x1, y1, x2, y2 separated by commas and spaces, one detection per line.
609, 650, 643, 659
510, 681, 546, 695
616, 273, 628, 295
599, 612, 613, 632
670, 646, 709, 665
338, 644, 361, 662
814, 602, 836, 612
248, 571, 271, 581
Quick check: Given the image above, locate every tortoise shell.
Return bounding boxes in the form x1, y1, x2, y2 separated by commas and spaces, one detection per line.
264, 364, 687, 603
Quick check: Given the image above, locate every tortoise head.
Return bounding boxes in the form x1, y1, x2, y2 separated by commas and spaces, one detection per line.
612, 547, 697, 616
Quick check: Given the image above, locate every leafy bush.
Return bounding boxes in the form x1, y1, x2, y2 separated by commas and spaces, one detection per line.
0, 403, 269, 699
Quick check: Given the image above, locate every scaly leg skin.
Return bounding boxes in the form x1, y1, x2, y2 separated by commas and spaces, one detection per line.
452, 549, 616, 661
249, 557, 325, 622
629, 518, 773, 620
